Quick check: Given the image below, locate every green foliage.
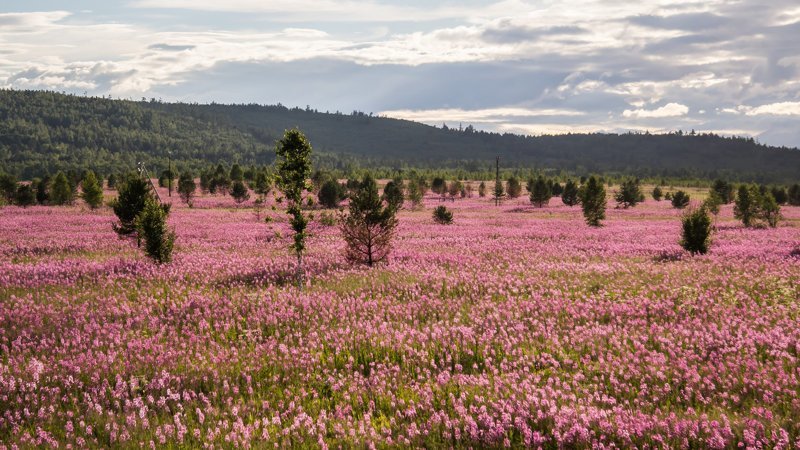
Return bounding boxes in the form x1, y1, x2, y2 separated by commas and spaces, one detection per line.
680, 207, 712, 255
383, 179, 405, 210
770, 186, 788, 205
135, 198, 175, 264
340, 175, 398, 266
478, 181, 486, 197
406, 176, 426, 209
493, 178, 504, 205
529, 176, 551, 208
561, 179, 579, 206
703, 190, 723, 216
711, 179, 734, 204
318, 211, 337, 226
671, 191, 690, 209
275, 129, 314, 284
15, 183, 36, 207
431, 177, 446, 195
253, 170, 273, 197
111, 175, 152, 237
230, 180, 251, 204
158, 169, 175, 189
229, 163, 244, 182
35, 177, 49, 204
178, 172, 196, 207
3, 90, 800, 182
734, 185, 780, 228
432, 205, 453, 225
506, 176, 522, 199
579, 176, 606, 227
788, 184, 800, 206
614, 178, 644, 208
0, 172, 17, 204
319, 179, 345, 208
50, 171, 75, 206
80, 170, 104, 209
447, 180, 463, 199
652, 186, 663, 201
106, 173, 117, 189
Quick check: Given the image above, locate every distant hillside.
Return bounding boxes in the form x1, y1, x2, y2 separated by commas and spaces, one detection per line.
1, 89, 799, 183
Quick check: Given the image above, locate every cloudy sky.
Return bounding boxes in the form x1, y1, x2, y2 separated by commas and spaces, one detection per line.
1, 0, 799, 147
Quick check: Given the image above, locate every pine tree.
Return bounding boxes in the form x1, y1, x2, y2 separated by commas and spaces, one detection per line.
50, 171, 75, 206
478, 181, 486, 197
652, 186, 663, 201
614, 178, 643, 208
383, 178, 405, 210
230, 180, 250, 204
579, 176, 606, 227
35, 177, 49, 205
561, 179, 579, 206
178, 172, 196, 207
506, 176, 522, 199
111, 175, 152, 241
340, 175, 398, 266
680, 206, 712, 255
319, 179, 344, 208
671, 191, 690, 209
275, 129, 313, 287
529, 176, 551, 208
81, 170, 104, 209
15, 184, 36, 207
136, 198, 175, 264
432, 205, 453, 224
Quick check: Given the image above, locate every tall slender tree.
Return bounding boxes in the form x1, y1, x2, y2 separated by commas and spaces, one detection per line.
81, 170, 104, 209
579, 176, 606, 226
275, 129, 313, 288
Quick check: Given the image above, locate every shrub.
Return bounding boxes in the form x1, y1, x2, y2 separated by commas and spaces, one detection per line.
703, 190, 723, 216
81, 171, 104, 209
15, 183, 36, 207
432, 205, 453, 224
788, 184, 800, 206
0, 172, 18, 204
734, 184, 780, 228
230, 180, 251, 204
770, 186, 788, 205
680, 207, 712, 255
614, 178, 643, 208
340, 175, 398, 266
561, 179, 579, 206
711, 179, 734, 204
431, 177, 446, 196
671, 190, 690, 209
579, 176, 606, 226
35, 177, 49, 205
652, 186, 663, 201
136, 198, 175, 264
319, 179, 345, 208
318, 211, 337, 226
407, 176, 425, 209
478, 181, 486, 197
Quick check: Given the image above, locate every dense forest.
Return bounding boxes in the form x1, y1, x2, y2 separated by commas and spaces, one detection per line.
1, 89, 799, 183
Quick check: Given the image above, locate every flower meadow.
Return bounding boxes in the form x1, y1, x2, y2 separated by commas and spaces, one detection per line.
1, 186, 799, 449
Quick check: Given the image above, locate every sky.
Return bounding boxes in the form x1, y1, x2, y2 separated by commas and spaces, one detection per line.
1, 0, 799, 148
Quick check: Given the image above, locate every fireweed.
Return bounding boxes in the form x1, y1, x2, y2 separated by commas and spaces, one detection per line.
0, 185, 799, 448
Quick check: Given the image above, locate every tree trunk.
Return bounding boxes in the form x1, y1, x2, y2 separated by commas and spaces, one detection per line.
296, 252, 304, 289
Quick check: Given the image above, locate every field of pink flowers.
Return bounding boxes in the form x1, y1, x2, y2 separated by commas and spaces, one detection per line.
1, 185, 799, 448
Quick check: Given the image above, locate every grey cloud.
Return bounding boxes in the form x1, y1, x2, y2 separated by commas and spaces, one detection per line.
148, 43, 196, 51
627, 12, 730, 30
481, 22, 587, 44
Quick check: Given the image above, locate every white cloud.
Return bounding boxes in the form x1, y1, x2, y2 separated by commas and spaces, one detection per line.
622, 103, 689, 118
379, 107, 585, 124
743, 101, 800, 116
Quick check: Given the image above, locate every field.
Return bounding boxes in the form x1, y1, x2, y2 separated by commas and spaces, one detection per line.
1, 184, 799, 448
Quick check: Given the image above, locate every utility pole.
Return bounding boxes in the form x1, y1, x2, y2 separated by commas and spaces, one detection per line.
167, 151, 172, 197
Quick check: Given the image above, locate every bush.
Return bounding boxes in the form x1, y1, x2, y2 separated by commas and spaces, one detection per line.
711, 179, 734, 204
230, 180, 251, 204
671, 190, 690, 209
478, 181, 486, 197
136, 198, 175, 263
680, 207, 712, 255
35, 177, 49, 205
614, 178, 643, 208
340, 175, 398, 266
15, 184, 36, 207
432, 205, 453, 224
788, 184, 800, 206
81, 171, 104, 209
652, 186, 663, 201
735, 184, 781, 228
579, 176, 606, 227
319, 179, 345, 208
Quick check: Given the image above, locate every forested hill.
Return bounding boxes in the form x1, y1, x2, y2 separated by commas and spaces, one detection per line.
1, 89, 799, 183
